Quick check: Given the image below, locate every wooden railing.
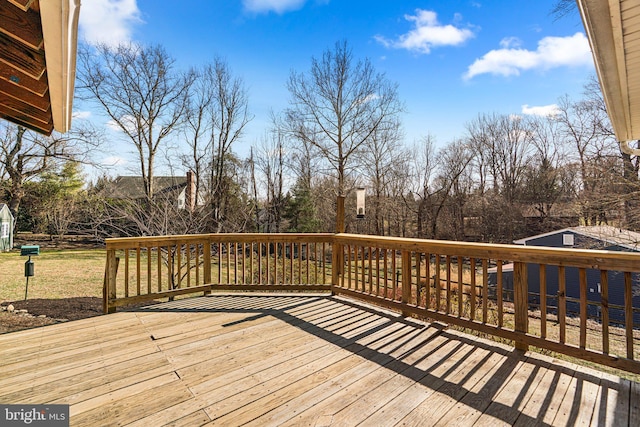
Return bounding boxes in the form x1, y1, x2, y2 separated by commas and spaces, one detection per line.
104, 233, 334, 312
105, 232, 640, 374
331, 234, 640, 374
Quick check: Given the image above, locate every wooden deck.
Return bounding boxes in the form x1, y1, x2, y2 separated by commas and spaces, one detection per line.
1, 294, 639, 426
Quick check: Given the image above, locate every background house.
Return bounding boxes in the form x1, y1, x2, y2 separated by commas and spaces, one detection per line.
490, 226, 640, 325
105, 171, 200, 211
0, 204, 14, 251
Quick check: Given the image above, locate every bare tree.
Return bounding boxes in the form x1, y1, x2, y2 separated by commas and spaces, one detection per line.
181, 58, 252, 231
466, 113, 533, 241
0, 122, 98, 219
182, 65, 215, 203
523, 114, 566, 222
554, 95, 619, 225
284, 40, 404, 197
551, 0, 577, 21
410, 135, 440, 238
253, 129, 286, 232
410, 137, 473, 239
360, 120, 406, 235
77, 43, 194, 201
582, 76, 640, 229
440, 143, 475, 240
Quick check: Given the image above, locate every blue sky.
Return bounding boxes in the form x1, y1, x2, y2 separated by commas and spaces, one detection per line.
76, 0, 594, 174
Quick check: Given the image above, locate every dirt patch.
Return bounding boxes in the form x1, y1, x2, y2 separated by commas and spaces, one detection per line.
0, 297, 102, 334
9, 297, 103, 320
0, 297, 165, 334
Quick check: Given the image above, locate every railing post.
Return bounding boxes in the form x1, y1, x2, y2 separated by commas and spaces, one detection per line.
336, 196, 345, 234
402, 250, 411, 317
203, 240, 212, 296
513, 261, 528, 351
334, 196, 345, 295
103, 249, 118, 314
331, 237, 342, 295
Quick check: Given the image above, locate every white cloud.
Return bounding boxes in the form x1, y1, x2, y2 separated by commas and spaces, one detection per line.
107, 115, 138, 134
522, 104, 560, 117
464, 32, 592, 80
499, 37, 522, 49
72, 111, 91, 119
357, 93, 380, 105
79, 0, 142, 46
375, 9, 475, 54
243, 0, 306, 14
102, 156, 128, 167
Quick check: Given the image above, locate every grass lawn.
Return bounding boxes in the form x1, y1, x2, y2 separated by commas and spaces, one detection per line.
0, 249, 105, 302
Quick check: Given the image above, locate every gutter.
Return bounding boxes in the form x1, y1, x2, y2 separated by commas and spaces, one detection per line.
39, 0, 81, 133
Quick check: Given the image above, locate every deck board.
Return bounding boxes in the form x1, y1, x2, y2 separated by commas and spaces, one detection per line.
0, 294, 637, 426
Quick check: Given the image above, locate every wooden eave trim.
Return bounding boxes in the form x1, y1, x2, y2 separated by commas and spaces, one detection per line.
7, 0, 34, 12
0, 105, 52, 134
0, 94, 52, 125
0, 31, 46, 80
0, 78, 49, 111
0, 62, 48, 96
0, 0, 43, 50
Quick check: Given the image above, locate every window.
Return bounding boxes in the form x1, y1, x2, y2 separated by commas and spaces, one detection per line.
1, 222, 9, 238
562, 233, 574, 246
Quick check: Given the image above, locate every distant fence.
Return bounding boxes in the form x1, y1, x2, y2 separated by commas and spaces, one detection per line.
105, 232, 640, 374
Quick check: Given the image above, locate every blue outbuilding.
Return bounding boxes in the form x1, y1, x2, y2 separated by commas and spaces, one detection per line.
512, 226, 640, 326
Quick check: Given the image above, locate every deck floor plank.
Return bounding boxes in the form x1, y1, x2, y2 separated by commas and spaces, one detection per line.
594, 377, 631, 427
205, 351, 372, 425
377, 344, 498, 427
264, 325, 443, 426
200, 319, 422, 422
285, 334, 456, 425
0, 315, 149, 365
368, 345, 495, 427
0, 294, 637, 427
631, 380, 640, 425
330, 337, 476, 426
512, 364, 562, 426
72, 378, 194, 427
428, 351, 514, 427
473, 356, 553, 426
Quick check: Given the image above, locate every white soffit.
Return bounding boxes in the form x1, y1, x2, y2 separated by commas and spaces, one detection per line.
577, 0, 640, 153
39, 0, 81, 133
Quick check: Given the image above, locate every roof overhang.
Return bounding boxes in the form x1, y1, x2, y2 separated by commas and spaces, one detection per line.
577, 0, 640, 155
40, 0, 81, 134
0, 0, 80, 135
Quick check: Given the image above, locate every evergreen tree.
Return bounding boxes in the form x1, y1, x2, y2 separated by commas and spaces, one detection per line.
284, 180, 320, 233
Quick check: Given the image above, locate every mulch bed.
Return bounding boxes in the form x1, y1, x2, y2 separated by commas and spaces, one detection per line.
0, 297, 165, 334
8, 297, 103, 320
0, 297, 102, 334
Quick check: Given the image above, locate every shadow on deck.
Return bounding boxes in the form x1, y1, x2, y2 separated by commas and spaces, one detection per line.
1, 294, 638, 426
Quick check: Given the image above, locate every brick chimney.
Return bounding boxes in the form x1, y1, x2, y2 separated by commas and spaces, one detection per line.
185, 170, 196, 212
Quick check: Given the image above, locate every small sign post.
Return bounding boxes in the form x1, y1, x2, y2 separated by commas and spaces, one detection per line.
20, 245, 39, 300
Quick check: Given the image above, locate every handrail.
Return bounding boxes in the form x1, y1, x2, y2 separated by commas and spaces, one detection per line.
104, 232, 640, 374
331, 233, 640, 374
104, 233, 335, 312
